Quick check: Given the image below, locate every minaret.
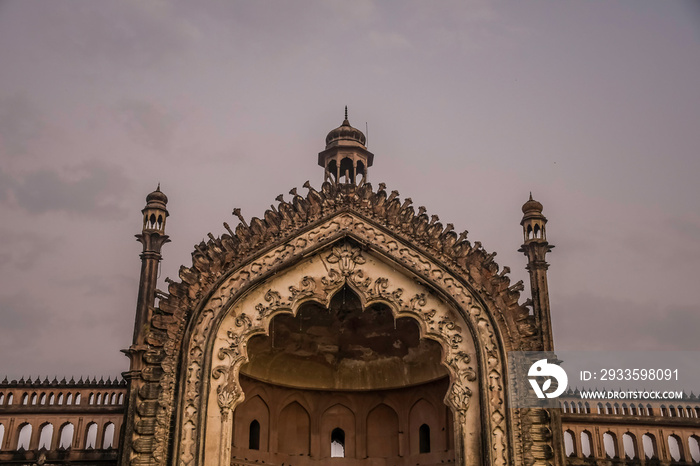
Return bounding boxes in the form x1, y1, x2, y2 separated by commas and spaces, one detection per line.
318, 106, 374, 185
518, 193, 555, 351
132, 185, 170, 346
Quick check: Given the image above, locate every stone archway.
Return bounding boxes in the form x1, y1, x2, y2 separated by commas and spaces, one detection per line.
172, 215, 512, 466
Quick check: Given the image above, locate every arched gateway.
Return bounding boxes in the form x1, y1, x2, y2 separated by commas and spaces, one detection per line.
120, 112, 565, 466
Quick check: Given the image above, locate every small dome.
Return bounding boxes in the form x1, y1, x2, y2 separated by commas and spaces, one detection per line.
522, 193, 543, 214
146, 185, 168, 208
325, 107, 366, 149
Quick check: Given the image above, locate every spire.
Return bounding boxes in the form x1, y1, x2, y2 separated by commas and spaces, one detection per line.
344, 105, 348, 122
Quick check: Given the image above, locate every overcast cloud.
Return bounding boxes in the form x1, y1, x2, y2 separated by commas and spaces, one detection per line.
0, 0, 698, 380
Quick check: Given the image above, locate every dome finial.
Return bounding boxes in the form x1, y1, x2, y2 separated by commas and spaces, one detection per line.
344, 105, 348, 121
529, 191, 533, 201
157, 182, 161, 192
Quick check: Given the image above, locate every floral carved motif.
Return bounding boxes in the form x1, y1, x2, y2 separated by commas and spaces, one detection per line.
138, 179, 546, 466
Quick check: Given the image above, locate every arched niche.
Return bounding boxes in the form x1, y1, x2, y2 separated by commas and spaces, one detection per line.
173, 216, 513, 466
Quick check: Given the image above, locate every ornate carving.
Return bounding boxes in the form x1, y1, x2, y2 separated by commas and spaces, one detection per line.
326, 242, 365, 275
127, 181, 546, 466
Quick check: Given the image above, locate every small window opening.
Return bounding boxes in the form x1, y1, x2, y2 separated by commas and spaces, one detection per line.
249, 420, 260, 450
419, 424, 431, 454
331, 428, 345, 458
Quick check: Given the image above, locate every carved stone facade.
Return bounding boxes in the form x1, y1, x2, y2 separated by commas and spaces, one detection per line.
2, 113, 698, 466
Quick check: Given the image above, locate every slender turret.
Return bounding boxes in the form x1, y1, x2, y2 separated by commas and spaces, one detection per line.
132, 185, 170, 346
518, 193, 555, 351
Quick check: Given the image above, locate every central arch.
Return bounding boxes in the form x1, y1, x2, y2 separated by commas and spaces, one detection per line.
174, 213, 512, 466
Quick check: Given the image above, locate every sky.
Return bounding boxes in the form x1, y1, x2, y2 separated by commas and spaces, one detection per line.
1, 0, 699, 381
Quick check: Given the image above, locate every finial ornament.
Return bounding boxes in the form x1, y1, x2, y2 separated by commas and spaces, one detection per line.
344, 105, 348, 121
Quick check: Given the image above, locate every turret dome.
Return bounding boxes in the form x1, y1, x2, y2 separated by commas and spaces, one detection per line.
325, 107, 366, 149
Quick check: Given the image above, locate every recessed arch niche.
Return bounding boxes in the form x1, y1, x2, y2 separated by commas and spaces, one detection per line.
176, 218, 512, 466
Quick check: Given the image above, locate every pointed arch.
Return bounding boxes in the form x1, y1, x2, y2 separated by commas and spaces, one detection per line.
161, 207, 530, 466
17, 423, 32, 450
277, 401, 310, 455
103, 423, 115, 449
58, 423, 74, 450
564, 430, 576, 457
367, 403, 399, 458
409, 398, 439, 455
38, 423, 53, 450
233, 394, 269, 452
580, 430, 593, 458
321, 403, 355, 458
85, 423, 98, 449
643, 433, 657, 459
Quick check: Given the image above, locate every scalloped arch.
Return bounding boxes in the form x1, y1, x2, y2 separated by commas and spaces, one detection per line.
172, 223, 514, 466
133, 183, 547, 466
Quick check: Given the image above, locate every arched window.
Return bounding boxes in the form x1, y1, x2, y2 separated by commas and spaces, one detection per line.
603, 432, 617, 458
58, 423, 74, 449
89, 393, 95, 405
96, 393, 102, 405
668, 435, 684, 461
38, 423, 53, 450
646, 404, 654, 416
49, 393, 55, 405
40, 393, 46, 405
622, 432, 637, 459
85, 423, 98, 449
102, 423, 115, 449
111, 393, 117, 405
17, 423, 32, 450
564, 430, 576, 457
605, 402, 612, 414
331, 428, 345, 458
118, 393, 124, 405
0, 393, 4, 405
585, 402, 591, 413
21, 393, 28, 405
670, 405, 677, 417
419, 424, 431, 454
0, 424, 5, 451
74, 393, 81, 405
31, 393, 37, 405
249, 420, 260, 450
6, 393, 12, 405
642, 433, 657, 459
661, 405, 667, 416
580, 431, 593, 458
597, 403, 603, 414
63, 393, 69, 405
689, 435, 700, 463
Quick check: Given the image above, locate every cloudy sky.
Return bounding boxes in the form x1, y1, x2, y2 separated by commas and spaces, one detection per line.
1, 1, 699, 381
